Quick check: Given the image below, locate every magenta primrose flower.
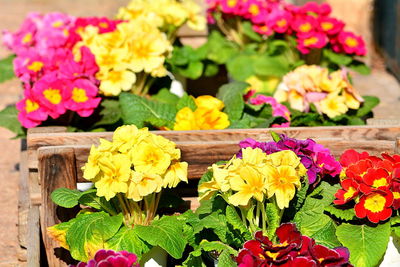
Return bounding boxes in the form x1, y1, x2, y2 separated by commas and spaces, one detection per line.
248, 93, 291, 127
71, 249, 140, 267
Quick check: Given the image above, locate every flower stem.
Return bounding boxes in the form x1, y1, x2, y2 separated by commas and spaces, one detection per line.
260, 201, 267, 234
117, 194, 131, 222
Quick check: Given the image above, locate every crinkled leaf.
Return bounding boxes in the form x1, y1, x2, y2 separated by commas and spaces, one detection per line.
0, 105, 25, 137
206, 31, 239, 64
106, 226, 151, 258
151, 88, 180, 105
226, 54, 256, 81
176, 93, 197, 111
51, 188, 82, 208
325, 205, 356, 221
78, 189, 116, 214
216, 81, 248, 121
226, 206, 251, 240
218, 249, 237, 267
66, 212, 123, 262
0, 55, 15, 83
266, 203, 280, 240
253, 55, 290, 77
119, 93, 176, 129
93, 99, 121, 127
336, 223, 390, 267
356, 96, 380, 117
134, 216, 186, 259
323, 49, 352, 66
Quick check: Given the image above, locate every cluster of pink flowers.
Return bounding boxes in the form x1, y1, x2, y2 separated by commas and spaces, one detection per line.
244, 89, 291, 127
2, 13, 119, 128
207, 0, 366, 56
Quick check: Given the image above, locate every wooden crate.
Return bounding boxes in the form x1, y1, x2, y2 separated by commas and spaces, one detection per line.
22, 125, 400, 266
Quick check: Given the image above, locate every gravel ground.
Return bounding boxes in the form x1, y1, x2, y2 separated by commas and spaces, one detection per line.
0, 0, 399, 265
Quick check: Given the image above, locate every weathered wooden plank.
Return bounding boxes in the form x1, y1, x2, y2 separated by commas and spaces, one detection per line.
39, 147, 78, 267
26, 126, 400, 169
18, 151, 29, 250
27, 206, 40, 267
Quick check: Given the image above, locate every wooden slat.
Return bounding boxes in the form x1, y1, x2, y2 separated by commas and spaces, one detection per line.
26, 126, 400, 169
39, 147, 78, 267
27, 206, 40, 267
18, 151, 29, 250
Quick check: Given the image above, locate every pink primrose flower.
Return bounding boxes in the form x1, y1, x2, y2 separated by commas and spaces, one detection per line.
13, 49, 46, 83
297, 32, 328, 54
269, 10, 293, 34
32, 72, 68, 119
249, 94, 291, 126
243, 0, 268, 24
337, 31, 367, 56
291, 15, 318, 37
220, 0, 244, 15
253, 23, 274, 36
64, 78, 101, 117
318, 17, 344, 36
16, 85, 49, 128
298, 2, 332, 17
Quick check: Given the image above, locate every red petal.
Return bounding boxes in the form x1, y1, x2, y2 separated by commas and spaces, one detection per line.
354, 200, 367, 219
276, 223, 302, 247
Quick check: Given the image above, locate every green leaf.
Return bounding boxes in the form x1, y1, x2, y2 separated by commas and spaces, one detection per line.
226, 206, 251, 240
216, 81, 248, 121
226, 54, 256, 81
0, 105, 25, 137
134, 216, 186, 259
51, 188, 81, 208
265, 203, 280, 239
336, 223, 391, 267
66, 212, 123, 262
356, 96, 380, 117
93, 99, 121, 127
253, 56, 290, 77
204, 63, 219, 77
178, 61, 204, 80
106, 226, 151, 257
0, 55, 15, 83
151, 88, 180, 105
78, 189, 116, 214
119, 93, 176, 129
323, 49, 352, 66
241, 21, 262, 42
324, 205, 356, 221
176, 93, 197, 111
349, 61, 371, 75
217, 249, 237, 267
206, 31, 239, 64
200, 212, 230, 244
270, 131, 281, 142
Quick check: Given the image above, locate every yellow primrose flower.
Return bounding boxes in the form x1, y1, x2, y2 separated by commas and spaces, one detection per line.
97, 69, 136, 96
195, 108, 230, 130
229, 166, 267, 206
319, 93, 348, 118
174, 107, 200, 130
96, 154, 131, 200
163, 161, 188, 188
240, 147, 268, 168
246, 75, 280, 94
150, 134, 181, 160
344, 90, 361, 109
198, 164, 230, 201
82, 145, 103, 181
126, 171, 163, 201
266, 150, 301, 168
195, 95, 224, 111
131, 142, 171, 175
288, 90, 305, 112
265, 165, 301, 209
112, 125, 148, 153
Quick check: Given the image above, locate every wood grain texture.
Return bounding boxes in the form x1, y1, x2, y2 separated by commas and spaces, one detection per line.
38, 147, 77, 267
27, 206, 40, 267
27, 125, 400, 169
18, 151, 28, 250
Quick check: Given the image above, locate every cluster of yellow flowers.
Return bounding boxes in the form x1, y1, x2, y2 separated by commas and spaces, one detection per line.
199, 147, 306, 209
173, 95, 230, 130
82, 125, 188, 201
274, 65, 364, 118
74, 19, 173, 96
117, 0, 206, 33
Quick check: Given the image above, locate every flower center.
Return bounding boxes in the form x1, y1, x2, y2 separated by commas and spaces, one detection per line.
299, 22, 312, 32
277, 19, 287, 28
27, 61, 44, 72
227, 0, 237, 8
108, 71, 124, 83
393, 192, 400, 199
304, 37, 318, 46
364, 193, 386, 212
99, 22, 109, 28
249, 4, 260, 16
372, 178, 388, 188
25, 99, 39, 113
52, 20, 63, 28
345, 37, 358, 47
72, 88, 88, 103
43, 88, 62, 105
321, 22, 333, 31
22, 33, 32, 44
344, 186, 356, 200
